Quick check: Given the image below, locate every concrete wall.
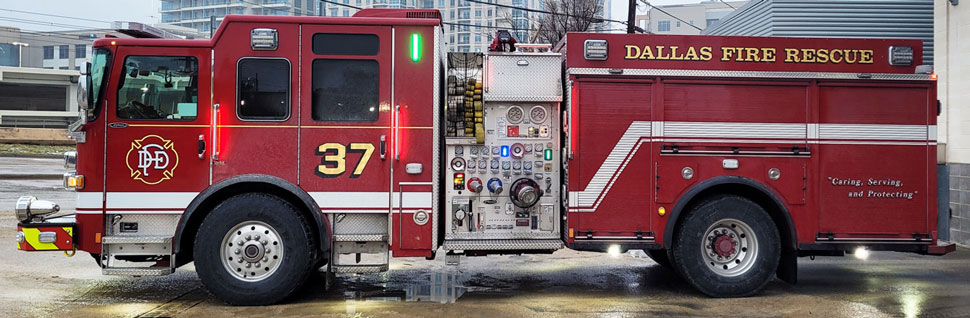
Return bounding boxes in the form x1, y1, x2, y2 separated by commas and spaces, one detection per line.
938, 0, 970, 246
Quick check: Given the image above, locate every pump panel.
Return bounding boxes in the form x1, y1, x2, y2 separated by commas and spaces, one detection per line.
443, 50, 563, 251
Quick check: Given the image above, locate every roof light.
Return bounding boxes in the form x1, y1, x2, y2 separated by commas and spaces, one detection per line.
584, 39, 608, 61
251, 28, 278, 51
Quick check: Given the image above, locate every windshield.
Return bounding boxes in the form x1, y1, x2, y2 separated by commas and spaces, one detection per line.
87, 47, 112, 121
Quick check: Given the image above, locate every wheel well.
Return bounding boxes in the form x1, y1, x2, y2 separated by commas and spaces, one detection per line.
665, 179, 798, 284
175, 182, 325, 266
673, 184, 794, 251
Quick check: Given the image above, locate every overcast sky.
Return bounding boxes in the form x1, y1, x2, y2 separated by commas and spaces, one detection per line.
0, 0, 703, 32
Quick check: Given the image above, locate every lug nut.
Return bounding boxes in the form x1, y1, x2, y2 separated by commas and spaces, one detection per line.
246, 263, 252, 268
265, 248, 271, 254
261, 240, 268, 246
246, 235, 252, 240
255, 235, 260, 240
255, 262, 261, 267
234, 249, 240, 255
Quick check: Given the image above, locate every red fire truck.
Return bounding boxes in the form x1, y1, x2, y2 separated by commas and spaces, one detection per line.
14, 9, 955, 305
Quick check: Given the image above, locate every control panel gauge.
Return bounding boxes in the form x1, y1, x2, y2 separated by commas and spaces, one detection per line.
454, 146, 463, 156
529, 105, 547, 123
506, 105, 524, 124
469, 145, 479, 155
510, 143, 525, 158
478, 159, 488, 169
450, 157, 466, 171
480, 146, 490, 156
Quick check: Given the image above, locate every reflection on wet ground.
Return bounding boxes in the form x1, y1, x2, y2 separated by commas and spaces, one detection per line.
3, 242, 969, 317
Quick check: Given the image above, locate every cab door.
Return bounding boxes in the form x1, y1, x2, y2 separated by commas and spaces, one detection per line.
299, 26, 393, 215
104, 46, 210, 211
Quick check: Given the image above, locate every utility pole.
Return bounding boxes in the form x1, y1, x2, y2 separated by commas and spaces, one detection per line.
626, 0, 636, 33
12, 42, 28, 67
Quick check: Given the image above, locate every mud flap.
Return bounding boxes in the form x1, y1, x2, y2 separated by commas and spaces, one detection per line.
777, 248, 797, 284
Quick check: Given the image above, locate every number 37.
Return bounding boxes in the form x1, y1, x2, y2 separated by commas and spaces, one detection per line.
315, 142, 375, 178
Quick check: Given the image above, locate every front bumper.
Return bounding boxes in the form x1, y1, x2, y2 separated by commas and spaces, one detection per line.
17, 217, 76, 251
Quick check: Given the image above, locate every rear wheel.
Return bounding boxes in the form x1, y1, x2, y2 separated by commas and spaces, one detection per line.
671, 195, 780, 297
194, 193, 315, 305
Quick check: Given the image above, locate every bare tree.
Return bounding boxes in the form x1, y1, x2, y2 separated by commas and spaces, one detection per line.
534, 0, 604, 45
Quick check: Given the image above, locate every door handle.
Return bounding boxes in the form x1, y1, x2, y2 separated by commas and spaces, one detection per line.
197, 134, 206, 159
380, 135, 386, 160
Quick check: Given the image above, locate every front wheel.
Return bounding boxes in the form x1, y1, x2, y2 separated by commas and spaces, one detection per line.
671, 195, 780, 297
194, 193, 315, 305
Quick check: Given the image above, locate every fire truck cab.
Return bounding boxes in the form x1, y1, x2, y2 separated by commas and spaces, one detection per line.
13, 9, 954, 305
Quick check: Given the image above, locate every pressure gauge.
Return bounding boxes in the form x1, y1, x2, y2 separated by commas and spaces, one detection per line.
467, 159, 477, 169
506, 105, 524, 124
529, 105, 547, 124
450, 157, 465, 171
469, 145, 479, 155
480, 146, 490, 156
454, 146, 463, 156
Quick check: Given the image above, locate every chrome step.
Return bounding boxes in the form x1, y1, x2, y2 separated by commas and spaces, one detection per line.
101, 235, 172, 244
443, 239, 563, 251
102, 267, 173, 276
332, 234, 388, 242
332, 264, 389, 274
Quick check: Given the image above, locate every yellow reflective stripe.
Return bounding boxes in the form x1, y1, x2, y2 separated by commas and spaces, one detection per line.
63, 227, 73, 237
21, 228, 58, 250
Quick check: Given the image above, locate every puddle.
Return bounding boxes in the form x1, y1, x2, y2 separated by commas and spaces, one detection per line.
343, 271, 467, 304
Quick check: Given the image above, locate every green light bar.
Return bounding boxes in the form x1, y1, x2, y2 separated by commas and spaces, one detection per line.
544, 149, 553, 161
410, 33, 421, 62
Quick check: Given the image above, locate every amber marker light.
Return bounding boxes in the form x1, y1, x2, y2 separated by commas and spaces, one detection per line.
658, 206, 666, 216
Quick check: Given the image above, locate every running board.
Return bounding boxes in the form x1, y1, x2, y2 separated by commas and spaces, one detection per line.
443, 239, 563, 251
332, 234, 388, 242
102, 235, 172, 244
332, 264, 389, 274
103, 267, 173, 276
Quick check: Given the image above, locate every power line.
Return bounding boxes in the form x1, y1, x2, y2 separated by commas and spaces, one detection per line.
0, 8, 115, 25
464, 0, 629, 25
318, 0, 362, 10
639, 0, 702, 31
0, 16, 106, 31
718, 0, 736, 9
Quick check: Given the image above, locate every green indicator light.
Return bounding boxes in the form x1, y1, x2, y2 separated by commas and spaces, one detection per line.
544, 149, 553, 161
410, 33, 421, 62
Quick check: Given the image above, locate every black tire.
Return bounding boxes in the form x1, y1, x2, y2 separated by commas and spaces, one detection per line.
194, 193, 315, 305
646, 249, 673, 269
671, 195, 780, 297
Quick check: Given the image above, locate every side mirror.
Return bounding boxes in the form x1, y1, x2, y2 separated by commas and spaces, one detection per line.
80, 61, 90, 76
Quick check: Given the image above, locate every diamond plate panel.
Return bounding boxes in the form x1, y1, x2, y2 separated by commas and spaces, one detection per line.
107, 214, 179, 237
333, 265, 388, 273
332, 213, 388, 235
445, 232, 560, 240
432, 25, 441, 251
443, 239, 563, 250
484, 53, 563, 100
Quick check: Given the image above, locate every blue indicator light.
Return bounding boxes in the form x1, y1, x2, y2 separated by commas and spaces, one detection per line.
500, 145, 510, 157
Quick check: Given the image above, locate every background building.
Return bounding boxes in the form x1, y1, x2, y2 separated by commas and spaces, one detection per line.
703, 0, 934, 65
161, 0, 319, 36
635, 1, 747, 35
936, 0, 969, 246
320, 0, 551, 52
0, 23, 190, 128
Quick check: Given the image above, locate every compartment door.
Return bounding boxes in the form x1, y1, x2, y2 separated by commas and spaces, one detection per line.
572, 80, 653, 238
816, 84, 932, 238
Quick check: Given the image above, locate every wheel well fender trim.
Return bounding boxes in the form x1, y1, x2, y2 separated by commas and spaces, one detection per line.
173, 174, 330, 256
662, 176, 797, 250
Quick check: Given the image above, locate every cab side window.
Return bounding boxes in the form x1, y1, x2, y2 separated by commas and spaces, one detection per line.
311, 59, 379, 122
117, 56, 198, 120
237, 58, 290, 120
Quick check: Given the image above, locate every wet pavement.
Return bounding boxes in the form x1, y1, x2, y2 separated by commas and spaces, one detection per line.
2, 159, 970, 317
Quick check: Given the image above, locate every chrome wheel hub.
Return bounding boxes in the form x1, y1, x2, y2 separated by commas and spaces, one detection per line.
701, 218, 758, 277
220, 221, 283, 282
